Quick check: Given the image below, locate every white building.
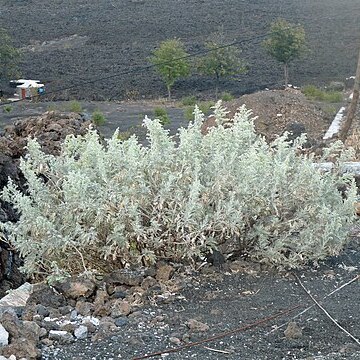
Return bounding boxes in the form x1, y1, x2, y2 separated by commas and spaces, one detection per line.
10, 79, 45, 100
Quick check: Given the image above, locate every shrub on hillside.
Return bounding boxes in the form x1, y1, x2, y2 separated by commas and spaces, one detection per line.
220, 92, 234, 102
67, 100, 83, 113
0, 103, 356, 277
92, 110, 106, 126
184, 101, 214, 121
302, 85, 343, 103
2, 105, 12, 113
181, 95, 197, 107
153, 107, 170, 125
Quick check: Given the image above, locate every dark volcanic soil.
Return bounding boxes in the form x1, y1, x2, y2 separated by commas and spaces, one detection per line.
41, 239, 360, 360
1, 0, 359, 100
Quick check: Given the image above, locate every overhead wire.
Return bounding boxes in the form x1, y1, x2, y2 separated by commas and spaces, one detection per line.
0, 32, 269, 107
2, 7, 358, 108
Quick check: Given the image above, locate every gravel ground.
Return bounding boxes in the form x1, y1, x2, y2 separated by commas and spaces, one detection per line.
41, 239, 360, 360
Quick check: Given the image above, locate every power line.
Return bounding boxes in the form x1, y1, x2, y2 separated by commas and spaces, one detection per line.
0, 32, 269, 107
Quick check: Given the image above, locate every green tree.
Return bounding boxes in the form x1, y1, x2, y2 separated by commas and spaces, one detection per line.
150, 39, 190, 100
0, 28, 20, 81
198, 31, 247, 99
263, 19, 306, 86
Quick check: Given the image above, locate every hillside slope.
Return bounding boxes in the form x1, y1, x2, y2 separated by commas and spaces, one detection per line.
1, 0, 359, 100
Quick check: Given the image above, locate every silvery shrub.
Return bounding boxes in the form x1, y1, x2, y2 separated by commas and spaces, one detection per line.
1, 103, 356, 277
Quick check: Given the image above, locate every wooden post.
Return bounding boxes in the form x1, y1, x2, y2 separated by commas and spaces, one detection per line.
339, 46, 360, 142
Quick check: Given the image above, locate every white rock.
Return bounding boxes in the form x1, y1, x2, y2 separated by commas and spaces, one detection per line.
48, 330, 74, 344
82, 316, 100, 326
74, 325, 88, 340
0, 323, 9, 346
9, 355, 17, 360
323, 106, 346, 140
0, 356, 9, 360
0, 282, 33, 309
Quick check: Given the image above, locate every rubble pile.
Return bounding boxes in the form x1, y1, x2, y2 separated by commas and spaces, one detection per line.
0, 265, 182, 360
0, 111, 93, 297
202, 89, 333, 144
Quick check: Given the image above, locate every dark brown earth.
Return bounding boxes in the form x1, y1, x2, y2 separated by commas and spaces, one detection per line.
0, 0, 359, 100
41, 238, 360, 360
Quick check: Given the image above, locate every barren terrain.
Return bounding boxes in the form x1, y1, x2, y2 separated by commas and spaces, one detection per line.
41, 239, 360, 360
0, 0, 359, 100
1, 1, 360, 358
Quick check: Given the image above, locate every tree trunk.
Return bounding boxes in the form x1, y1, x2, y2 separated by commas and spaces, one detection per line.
339, 46, 360, 142
215, 74, 219, 100
284, 63, 289, 87
167, 85, 171, 101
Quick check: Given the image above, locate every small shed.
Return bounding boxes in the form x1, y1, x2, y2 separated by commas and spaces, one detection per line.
10, 79, 45, 100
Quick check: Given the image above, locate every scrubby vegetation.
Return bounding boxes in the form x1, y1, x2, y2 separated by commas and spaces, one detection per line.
302, 85, 343, 103
184, 101, 214, 121
1, 103, 356, 278
91, 110, 106, 126
153, 107, 170, 125
181, 95, 197, 107
67, 100, 83, 113
220, 92, 234, 102
2, 104, 12, 113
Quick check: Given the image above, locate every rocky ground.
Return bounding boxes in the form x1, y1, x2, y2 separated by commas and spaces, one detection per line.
0, 88, 345, 143
0, 240, 359, 360
0, 89, 359, 359
0, 0, 359, 100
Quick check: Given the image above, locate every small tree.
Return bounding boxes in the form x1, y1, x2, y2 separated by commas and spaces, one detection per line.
263, 19, 306, 86
198, 31, 247, 99
150, 39, 190, 100
0, 28, 20, 81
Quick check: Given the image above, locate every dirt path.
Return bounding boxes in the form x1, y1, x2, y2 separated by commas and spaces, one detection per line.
0, 100, 189, 141
0, 89, 344, 145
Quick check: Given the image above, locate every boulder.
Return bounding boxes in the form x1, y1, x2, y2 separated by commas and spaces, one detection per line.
54, 276, 96, 300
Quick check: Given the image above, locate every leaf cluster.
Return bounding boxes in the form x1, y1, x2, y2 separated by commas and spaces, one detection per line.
197, 37, 247, 80
263, 19, 306, 65
150, 39, 190, 88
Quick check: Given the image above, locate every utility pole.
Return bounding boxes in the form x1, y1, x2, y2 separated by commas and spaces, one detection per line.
339, 46, 360, 142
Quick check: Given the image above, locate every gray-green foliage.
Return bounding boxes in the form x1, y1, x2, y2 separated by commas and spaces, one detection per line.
1, 103, 356, 277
